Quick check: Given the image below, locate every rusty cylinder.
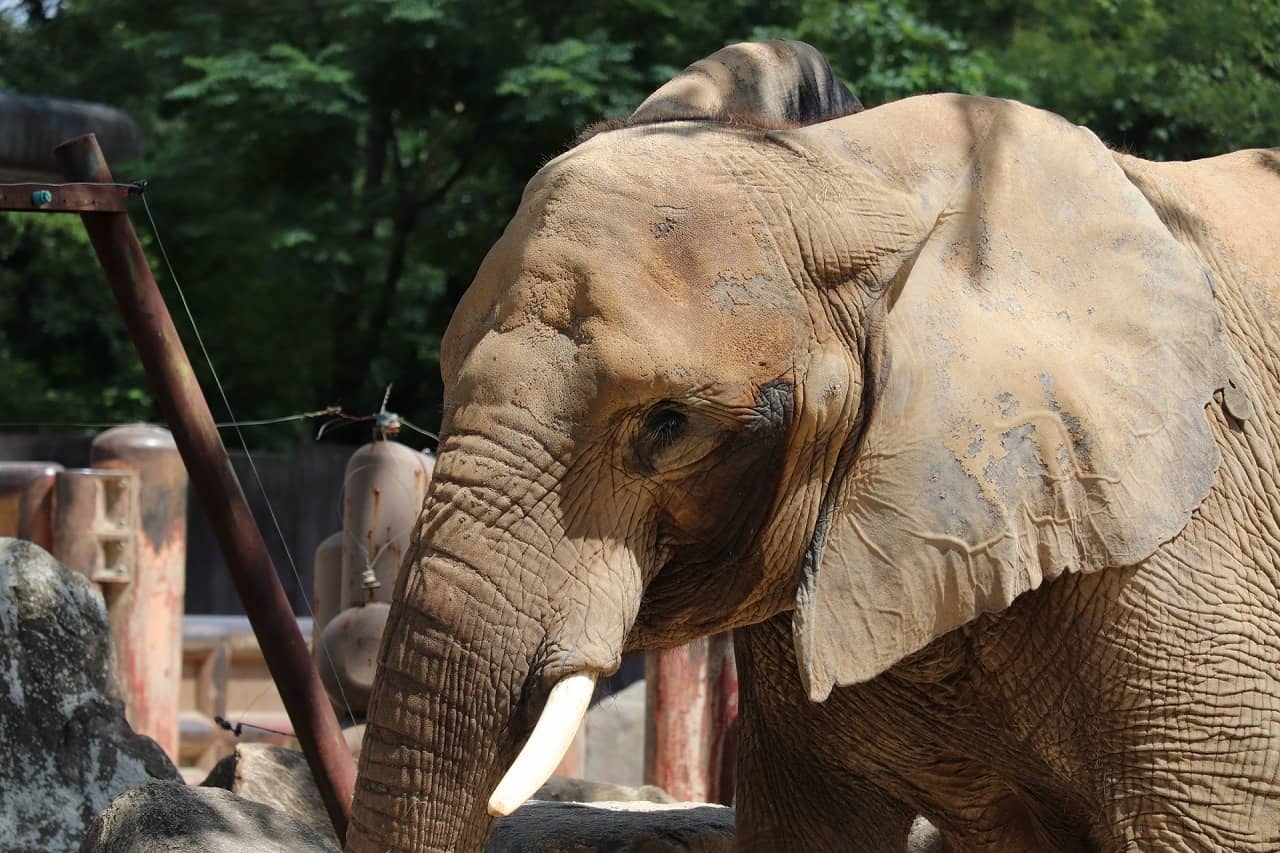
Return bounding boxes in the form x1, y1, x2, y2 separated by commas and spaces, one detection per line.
644, 632, 738, 804
51, 468, 138, 583
317, 601, 391, 716
339, 439, 432, 609
0, 461, 62, 549
311, 531, 344, 659
90, 424, 188, 761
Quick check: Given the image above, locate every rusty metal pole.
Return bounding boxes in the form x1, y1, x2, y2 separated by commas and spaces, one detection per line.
91, 424, 187, 760
644, 632, 738, 803
55, 133, 355, 839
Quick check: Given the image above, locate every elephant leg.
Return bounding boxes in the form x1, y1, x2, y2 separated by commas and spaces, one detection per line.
734, 614, 921, 851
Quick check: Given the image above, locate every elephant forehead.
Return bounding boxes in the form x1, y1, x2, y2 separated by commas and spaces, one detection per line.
449, 288, 800, 436
443, 130, 805, 420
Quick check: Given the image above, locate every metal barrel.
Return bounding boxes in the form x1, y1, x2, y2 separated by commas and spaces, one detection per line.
311, 531, 345, 655
0, 461, 62, 548
339, 439, 432, 609
91, 424, 187, 760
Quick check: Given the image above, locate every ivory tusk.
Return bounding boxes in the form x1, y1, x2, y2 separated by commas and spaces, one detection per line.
487, 671, 598, 817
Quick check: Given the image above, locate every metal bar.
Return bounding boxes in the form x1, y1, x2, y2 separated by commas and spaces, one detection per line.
54, 133, 355, 840
0, 181, 131, 213
644, 632, 738, 804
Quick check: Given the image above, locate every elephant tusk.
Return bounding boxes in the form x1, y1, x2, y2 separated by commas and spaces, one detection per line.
487, 671, 598, 817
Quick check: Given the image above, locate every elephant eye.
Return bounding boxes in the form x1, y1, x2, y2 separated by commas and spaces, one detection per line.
644, 405, 688, 450
633, 402, 722, 475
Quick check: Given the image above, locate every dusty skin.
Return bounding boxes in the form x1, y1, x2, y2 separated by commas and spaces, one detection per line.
346, 40, 1280, 852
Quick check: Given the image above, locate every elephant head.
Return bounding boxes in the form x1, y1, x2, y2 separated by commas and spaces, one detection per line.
347, 39, 1231, 852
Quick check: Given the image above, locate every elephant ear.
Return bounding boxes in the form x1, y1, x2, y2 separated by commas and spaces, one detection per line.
631, 39, 862, 125
793, 98, 1236, 701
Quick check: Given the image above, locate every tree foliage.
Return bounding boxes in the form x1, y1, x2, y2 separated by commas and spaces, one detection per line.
0, 0, 1275, 447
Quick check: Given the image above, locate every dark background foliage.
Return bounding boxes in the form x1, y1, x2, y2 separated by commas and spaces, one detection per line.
2, 0, 1276, 449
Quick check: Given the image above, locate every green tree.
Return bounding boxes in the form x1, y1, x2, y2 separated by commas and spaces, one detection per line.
1, 0, 1272, 448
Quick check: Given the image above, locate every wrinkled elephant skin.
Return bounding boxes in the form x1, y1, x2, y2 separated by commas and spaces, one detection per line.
347, 39, 1280, 852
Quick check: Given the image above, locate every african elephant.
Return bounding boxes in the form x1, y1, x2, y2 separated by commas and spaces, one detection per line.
347, 39, 1280, 852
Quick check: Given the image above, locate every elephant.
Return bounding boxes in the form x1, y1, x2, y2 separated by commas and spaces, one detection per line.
346, 39, 1280, 852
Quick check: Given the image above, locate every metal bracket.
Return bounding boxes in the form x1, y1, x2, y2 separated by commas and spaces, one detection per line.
0, 182, 133, 213
51, 468, 138, 585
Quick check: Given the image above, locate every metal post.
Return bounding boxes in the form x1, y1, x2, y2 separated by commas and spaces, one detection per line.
91, 424, 187, 760
0, 461, 62, 549
644, 632, 738, 804
50, 468, 137, 585
55, 133, 354, 839
311, 531, 344, 660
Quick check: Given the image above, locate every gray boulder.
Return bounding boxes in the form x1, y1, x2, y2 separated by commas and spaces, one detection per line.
0, 538, 178, 852
77, 781, 339, 852
199, 741, 676, 848
201, 743, 338, 843
534, 775, 674, 805
487, 800, 734, 852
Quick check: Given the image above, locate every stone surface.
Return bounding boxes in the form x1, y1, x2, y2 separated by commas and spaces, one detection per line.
534, 775, 674, 804
585, 678, 646, 786
0, 538, 179, 853
201, 743, 337, 843
78, 781, 339, 853
200, 740, 673, 848
487, 800, 734, 852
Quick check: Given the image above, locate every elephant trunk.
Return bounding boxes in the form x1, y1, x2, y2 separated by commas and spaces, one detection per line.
347, 570, 521, 851
347, 441, 634, 852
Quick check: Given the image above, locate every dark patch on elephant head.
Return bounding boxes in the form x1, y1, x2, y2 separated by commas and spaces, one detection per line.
628, 379, 797, 646
1255, 150, 1280, 178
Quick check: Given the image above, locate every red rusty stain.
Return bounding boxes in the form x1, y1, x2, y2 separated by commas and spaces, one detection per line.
92, 424, 187, 760
645, 632, 737, 803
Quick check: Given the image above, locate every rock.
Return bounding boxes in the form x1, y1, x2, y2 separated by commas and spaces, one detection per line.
584, 678, 646, 786
200, 743, 337, 843
0, 538, 179, 853
78, 781, 339, 852
534, 775, 674, 804
487, 800, 734, 852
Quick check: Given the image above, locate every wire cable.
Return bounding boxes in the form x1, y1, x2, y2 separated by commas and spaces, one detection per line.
137, 191, 359, 729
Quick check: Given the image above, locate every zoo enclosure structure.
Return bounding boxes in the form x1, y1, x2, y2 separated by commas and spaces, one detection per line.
0, 133, 356, 840
2, 128, 742, 834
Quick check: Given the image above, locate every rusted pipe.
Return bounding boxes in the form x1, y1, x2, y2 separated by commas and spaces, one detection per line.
55, 133, 354, 839
644, 632, 738, 804
311, 531, 344, 660
91, 424, 187, 760
0, 461, 62, 549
